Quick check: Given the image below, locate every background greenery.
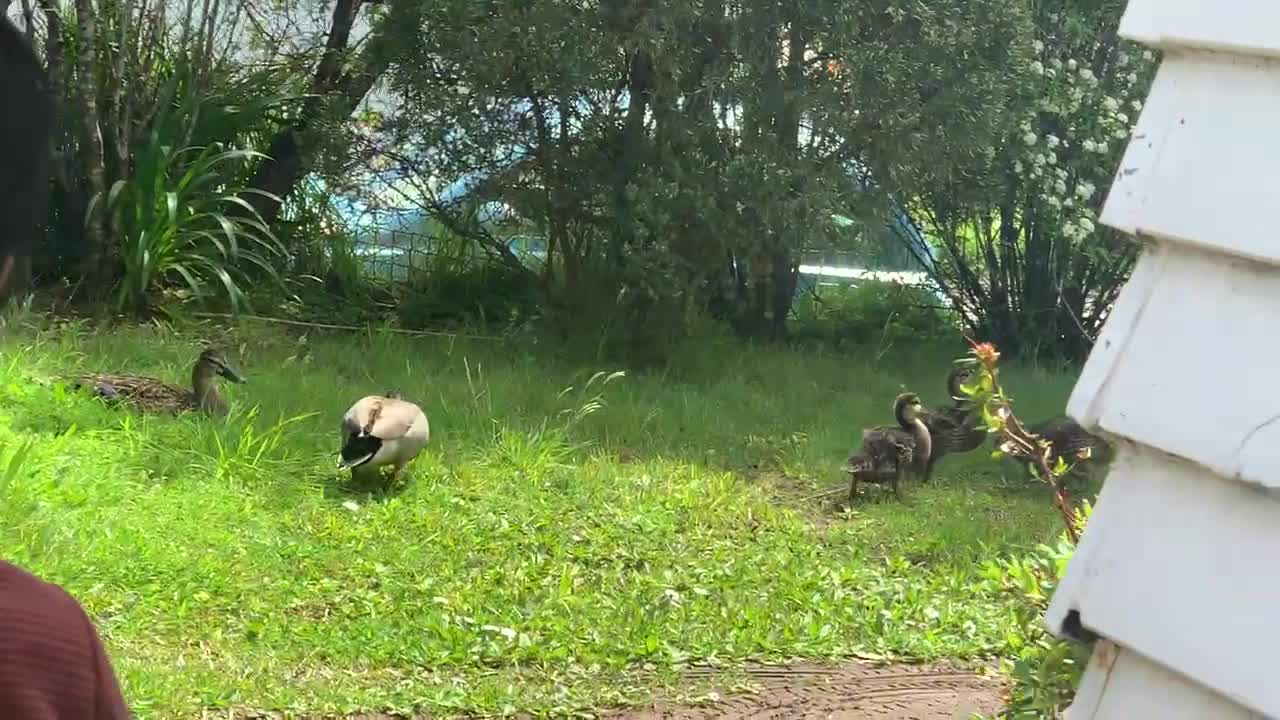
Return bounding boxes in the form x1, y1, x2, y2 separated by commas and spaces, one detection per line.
12, 0, 1147, 364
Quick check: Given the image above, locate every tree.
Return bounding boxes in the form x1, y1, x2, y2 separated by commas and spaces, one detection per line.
910, 0, 1157, 361
73, 0, 108, 293
239, 0, 408, 227
373, 0, 1033, 348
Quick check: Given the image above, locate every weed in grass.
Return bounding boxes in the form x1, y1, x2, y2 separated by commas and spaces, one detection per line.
0, 317, 1083, 718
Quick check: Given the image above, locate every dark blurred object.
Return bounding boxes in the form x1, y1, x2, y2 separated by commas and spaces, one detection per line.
0, 17, 54, 296
0, 560, 130, 718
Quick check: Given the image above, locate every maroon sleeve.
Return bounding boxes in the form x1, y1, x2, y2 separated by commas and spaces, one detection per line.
0, 560, 131, 719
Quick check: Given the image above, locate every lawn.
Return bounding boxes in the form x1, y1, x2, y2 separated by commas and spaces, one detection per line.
0, 310, 1077, 718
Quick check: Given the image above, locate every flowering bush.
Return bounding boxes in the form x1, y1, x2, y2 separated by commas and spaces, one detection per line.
1015, 27, 1156, 248
915, 2, 1160, 361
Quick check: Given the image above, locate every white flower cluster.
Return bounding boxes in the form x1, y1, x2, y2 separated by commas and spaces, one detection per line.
1062, 216, 1095, 240
1012, 38, 1155, 244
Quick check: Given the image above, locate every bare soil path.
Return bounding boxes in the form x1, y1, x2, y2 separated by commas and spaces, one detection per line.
600, 660, 1007, 720
231, 659, 1006, 719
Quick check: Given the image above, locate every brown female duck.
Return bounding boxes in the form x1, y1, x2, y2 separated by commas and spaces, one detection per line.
73, 347, 246, 415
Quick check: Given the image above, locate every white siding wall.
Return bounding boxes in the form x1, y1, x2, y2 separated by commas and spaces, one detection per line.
1045, 1, 1280, 717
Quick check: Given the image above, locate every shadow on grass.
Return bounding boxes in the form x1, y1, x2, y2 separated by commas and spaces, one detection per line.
829, 486, 905, 511
321, 468, 415, 503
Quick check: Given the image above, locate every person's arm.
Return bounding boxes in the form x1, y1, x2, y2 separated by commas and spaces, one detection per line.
0, 560, 131, 719
0, 17, 55, 298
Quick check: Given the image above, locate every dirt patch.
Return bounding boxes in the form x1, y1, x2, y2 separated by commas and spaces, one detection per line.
600, 660, 1007, 720
227, 661, 1005, 720
748, 469, 821, 502
741, 471, 844, 529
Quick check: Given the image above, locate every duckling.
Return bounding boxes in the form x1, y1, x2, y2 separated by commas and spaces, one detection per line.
1025, 415, 1114, 484
72, 347, 246, 415
846, 392, 932, 500
920, 365, 988, 481
338, 393, 430, 484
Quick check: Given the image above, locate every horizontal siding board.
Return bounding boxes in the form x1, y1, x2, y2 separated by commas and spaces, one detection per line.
1064, 242, 1280, 489
1119, 0, 1280, 58
1065, 243, 1166, 429
1098, 56, 1178, 238
1099, 51, 1280, 268
1046, 446, 1280, 716
1067, 644, 1264, 720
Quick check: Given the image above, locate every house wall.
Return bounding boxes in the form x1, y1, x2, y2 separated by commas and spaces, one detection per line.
1044, 1, 1280, 717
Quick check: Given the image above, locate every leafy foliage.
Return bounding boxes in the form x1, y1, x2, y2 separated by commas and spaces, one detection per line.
912, 0, 1157, 361
100, 136, 284, 315
981, 503, 1095, 718
957, 340, 1085, 541
958, 341, 1101, 715
367, 0, 1035, 347
24, 0, 1151, 362
29, 0, 300, 300
71, 54, 297, 315
394, 230, 543, 332
791, 280, 960, 350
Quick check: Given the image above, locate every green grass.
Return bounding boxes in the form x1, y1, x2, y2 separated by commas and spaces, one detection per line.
0, 311, 1081, 718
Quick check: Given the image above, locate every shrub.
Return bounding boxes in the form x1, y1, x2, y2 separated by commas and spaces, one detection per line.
93, 69, 291, 316
262, 182, 398, 327
791, 279, 960, 349
396, 261, 541, 332
101, 140, 285, 316
982, 502, 1095, 718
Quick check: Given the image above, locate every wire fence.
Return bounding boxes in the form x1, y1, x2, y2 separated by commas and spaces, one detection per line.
352, 230, 435, 282
351, 229, 547, 283
347, 223, 933, 299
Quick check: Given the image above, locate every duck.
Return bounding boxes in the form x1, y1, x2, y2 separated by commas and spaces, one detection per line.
338, 391, 430, 484
72, 347, 246, 415
845, 392, 932, 500
1022, 415, 1114, 484
920, 365, 988, 481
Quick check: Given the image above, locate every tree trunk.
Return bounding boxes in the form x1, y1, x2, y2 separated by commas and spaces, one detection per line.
610, 42, 652, 273
35, 0, 85, 278
760, 15, 808, 339
105, 0, 134, 173
37, 0, 66, 173
241, 0, 391, 226
682, 0, 731, 305
74, 0, 109, 295
769, 250, 798, 339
